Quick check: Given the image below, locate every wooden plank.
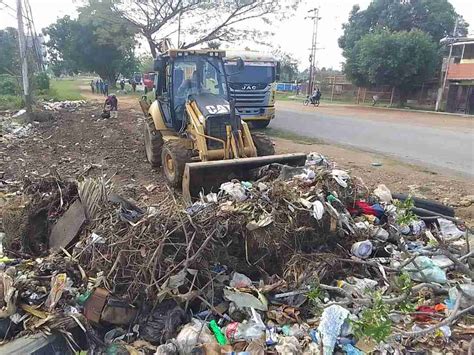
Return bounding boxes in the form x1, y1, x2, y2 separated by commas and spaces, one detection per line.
49, 200, 86, 250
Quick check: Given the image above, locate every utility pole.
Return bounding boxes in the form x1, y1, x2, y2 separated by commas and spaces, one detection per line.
435, 17, 458, 112
306, 7, 320, 96
16, 0, 32, 120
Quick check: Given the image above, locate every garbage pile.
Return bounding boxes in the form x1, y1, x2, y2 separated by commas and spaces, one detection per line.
0, 155, 472, 354
42, 100, 86, 112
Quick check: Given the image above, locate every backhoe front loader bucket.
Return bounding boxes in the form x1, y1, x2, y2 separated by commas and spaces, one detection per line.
182, 153, 307, 203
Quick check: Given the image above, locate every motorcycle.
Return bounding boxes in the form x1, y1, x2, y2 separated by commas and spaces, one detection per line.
303, 95, 320, 107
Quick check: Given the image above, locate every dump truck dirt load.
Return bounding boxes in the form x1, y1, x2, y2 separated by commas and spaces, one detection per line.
140, 49, 307, 200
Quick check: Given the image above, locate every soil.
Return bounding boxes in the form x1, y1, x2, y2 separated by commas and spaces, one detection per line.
2, 89, 473, 225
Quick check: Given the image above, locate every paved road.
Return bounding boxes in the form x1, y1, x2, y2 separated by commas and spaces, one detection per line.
272, 107, 474, 177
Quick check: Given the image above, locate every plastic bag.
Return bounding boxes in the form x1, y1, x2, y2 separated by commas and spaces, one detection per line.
317, 305, 350, 355
373, 184, 392, 203
403, 256, 447, 284
220, 182, 247, 201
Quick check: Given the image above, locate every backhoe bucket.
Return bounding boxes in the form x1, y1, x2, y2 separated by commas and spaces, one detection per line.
182, 153, 307, 203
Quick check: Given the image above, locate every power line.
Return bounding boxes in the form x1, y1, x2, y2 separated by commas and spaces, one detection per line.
0, 0, 33, 23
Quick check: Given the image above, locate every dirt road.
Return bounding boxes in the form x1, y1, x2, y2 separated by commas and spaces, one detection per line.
273, 101, 474, 177
2, 90, 473, 224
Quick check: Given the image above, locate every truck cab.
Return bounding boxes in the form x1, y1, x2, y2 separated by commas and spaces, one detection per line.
224, 50, 279, 128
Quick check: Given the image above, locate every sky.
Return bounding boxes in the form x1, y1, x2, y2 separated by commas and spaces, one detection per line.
1, 0, 473, 70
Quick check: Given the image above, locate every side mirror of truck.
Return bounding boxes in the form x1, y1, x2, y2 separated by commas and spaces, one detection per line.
236, 58, 245, 71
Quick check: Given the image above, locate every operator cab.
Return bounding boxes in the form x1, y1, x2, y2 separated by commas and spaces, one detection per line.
154, 50, 230, 132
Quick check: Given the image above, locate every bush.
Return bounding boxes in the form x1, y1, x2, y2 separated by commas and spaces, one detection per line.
0, 95, 24, 110
0, 74, 20, 95
34, 72, 50, 91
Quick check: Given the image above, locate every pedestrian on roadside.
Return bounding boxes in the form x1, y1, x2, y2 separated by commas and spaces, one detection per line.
99, 80, 104, 95
95, 79, 100, 94
120, 79, 125, 91
104, 81, 109, 96
372, 94, 379, 106
90, 80, 95, 94
131, 80, 137, 93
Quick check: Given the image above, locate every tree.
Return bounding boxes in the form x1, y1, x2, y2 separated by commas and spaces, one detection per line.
339, 0, 468, 54
273, 49, 299, 82
43, 10, 138, 85
0, 27, 20, 75
138, 54, 154, 73
80, 0, 300, 57
347, 29, 437, 104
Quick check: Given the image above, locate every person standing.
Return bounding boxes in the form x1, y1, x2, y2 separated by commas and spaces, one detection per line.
90, 80, 95, 94
95, 79, 100, 94
104, 81, 109, 96
99, 80, 104, 95
131, 80, 137, 93
120, 79, 125, 91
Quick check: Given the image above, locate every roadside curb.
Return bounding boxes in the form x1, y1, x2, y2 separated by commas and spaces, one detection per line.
276, 100, 472, 118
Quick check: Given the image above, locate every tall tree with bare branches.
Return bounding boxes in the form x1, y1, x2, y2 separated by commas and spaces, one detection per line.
81, 0, 300, 57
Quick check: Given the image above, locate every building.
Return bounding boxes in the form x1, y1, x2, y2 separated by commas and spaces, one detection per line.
444, 37, 474, 114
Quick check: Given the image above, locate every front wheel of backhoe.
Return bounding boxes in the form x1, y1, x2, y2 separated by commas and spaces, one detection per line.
161, 141, 192, 188
251, 133, 275, 156
144, 118, 163, 167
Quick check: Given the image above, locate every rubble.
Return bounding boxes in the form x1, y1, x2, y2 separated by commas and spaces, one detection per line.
41, 100, 86, 112
0, 154, 472, 354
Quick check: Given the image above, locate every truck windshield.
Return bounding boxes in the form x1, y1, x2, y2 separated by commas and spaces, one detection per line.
173, 55, 227, 99
225, 63, 275, 84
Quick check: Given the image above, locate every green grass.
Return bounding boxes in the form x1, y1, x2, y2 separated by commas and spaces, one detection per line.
44, 79, 84, 101
0, 95, 24, 110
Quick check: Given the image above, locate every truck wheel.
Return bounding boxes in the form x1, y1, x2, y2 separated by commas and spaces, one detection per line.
144, 118, 163, 167
251, 133, 275, 156
161, 141, 192, 188
252, 120, 270, 129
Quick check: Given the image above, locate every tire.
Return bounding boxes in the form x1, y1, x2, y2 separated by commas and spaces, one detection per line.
251, 120, 270, 129
161, 140, 192, 188
303, 99, 309, 106
251, 133, 275, 156
144, 118, 163, 167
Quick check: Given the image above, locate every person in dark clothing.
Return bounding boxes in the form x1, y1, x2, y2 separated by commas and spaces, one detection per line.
103, 94, 118, 118
120, 79, 125, 91
104, 81, 109, 96
99, 80, 104, 95
95, 79, 100, 94
131, 80, 137, 92
90, 80, 95, 93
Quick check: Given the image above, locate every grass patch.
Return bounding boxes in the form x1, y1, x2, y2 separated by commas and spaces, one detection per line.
0, 95, 24, 110
263, 127, 325, 145
46, 79, 84, 101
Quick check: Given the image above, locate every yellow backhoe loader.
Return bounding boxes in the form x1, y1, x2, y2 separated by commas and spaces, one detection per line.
139, 49, 306, 201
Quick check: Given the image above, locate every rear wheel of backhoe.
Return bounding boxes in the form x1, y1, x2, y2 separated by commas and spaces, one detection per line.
251, 120, 270, 129
144, 118, 163, 167
251, 133, 275, 156
161, 141, 192, 188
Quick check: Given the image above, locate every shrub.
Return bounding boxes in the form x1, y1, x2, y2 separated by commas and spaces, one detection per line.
0, 95, 24, 110
34, 72, 50, 91
0, 74, 20, 95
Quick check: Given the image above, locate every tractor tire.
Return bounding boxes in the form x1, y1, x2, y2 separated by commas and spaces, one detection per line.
144, 118, 163, 167
161, 140, 192, 188
251, 133, 275, 156
251, 120, 270, 129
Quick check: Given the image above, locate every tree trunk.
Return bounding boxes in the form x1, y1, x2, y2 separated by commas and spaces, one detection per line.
108, 75, 117, 88
145, 33, 157, 58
